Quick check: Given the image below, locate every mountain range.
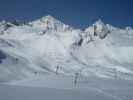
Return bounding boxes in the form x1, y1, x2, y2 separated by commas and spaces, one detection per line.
0, 15, 133, 82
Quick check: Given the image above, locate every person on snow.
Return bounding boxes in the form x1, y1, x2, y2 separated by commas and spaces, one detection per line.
55, 65, 60, 75
74, 72, 79, 86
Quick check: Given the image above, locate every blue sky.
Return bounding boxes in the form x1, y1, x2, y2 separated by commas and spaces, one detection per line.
0, 0, 133, 28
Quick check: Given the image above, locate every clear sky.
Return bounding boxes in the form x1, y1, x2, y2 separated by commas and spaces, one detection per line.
0, 0, 133, 29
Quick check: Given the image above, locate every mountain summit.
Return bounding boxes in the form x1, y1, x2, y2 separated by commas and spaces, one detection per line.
30, 15, 73, 32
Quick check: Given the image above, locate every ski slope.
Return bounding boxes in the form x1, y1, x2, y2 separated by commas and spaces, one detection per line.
0, 15, 133, 82
1, 74, 133, 100
0, 15, 133, 100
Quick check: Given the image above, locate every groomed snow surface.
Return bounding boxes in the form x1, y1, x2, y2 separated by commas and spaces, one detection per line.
1, 74, 133, 100
0, 15, 133, 100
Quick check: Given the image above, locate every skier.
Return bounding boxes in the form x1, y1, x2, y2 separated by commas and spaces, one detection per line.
15, 58, 18, 61
55, 65, 60, 75
34, 71, 38, 75
74, 72, 79, 86
15, 58, 19, 63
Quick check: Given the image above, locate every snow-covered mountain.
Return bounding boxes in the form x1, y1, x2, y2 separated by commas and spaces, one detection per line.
0, 15, 133, 82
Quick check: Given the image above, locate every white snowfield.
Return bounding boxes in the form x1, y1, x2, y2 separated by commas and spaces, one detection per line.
0, 15, 133, 100
1, 74, 133, 100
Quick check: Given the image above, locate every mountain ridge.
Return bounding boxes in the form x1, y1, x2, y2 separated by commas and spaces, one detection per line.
1, 15, 132, 33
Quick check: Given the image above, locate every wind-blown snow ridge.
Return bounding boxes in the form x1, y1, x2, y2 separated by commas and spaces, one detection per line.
0, 15, 133, 82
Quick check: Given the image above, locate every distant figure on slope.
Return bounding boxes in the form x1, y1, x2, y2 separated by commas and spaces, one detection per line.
34, 71, 38, 75
74, 72, 79, 86
15, 58, 19, 61
55, 65, 60, 75
15, 58, 19, 63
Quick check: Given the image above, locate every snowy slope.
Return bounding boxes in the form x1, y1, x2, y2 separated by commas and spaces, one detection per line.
0, 15, 133, 82
0, 84, 119, 100
2, 74, 133, 100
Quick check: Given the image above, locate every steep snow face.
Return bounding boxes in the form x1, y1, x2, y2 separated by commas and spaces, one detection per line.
74, 21, 133, 78
0, 15, 133, 82
0, 20, 83, 81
